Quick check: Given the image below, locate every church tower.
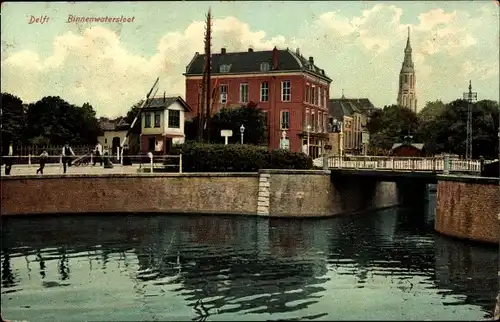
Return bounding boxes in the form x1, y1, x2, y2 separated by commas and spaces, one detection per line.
397, 27, 417, 112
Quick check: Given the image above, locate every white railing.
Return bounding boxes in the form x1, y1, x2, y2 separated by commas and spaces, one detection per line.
1, 154, 183, 174
313, 155, 483, 173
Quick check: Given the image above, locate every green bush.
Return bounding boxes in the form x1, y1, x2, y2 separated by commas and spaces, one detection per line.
171, 143, 312, 172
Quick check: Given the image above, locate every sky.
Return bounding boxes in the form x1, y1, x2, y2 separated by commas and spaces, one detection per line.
1, 1, 499, 118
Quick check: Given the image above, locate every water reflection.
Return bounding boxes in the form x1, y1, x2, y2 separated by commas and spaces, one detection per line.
1, 205, 498, 321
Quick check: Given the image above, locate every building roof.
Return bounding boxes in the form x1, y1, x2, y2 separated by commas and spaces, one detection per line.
99, 117, 130, 132
328, 97, 378, 120
391, 143, 424, 151
184, 47, 331, 82
142, 95, 192, 112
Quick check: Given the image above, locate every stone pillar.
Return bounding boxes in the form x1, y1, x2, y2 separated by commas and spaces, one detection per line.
257, 173, 270, 216
443, 155, 450, 174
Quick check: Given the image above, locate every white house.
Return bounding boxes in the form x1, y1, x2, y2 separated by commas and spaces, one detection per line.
97, 117, 130, 155
140, 96, 192, 154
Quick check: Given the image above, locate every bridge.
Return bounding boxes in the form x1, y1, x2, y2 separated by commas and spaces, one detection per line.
313, 155, 483, 182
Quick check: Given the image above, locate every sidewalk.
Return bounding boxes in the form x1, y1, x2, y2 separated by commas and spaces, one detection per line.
1, 164, 142, 176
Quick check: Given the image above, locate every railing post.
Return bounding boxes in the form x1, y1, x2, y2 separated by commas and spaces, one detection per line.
28, 154, 31, 165
148, 152, 154, 172
322, 152, 328, 171
443, 155, 450, 174
363, 156, 366, 168
90, 152, 93, 165
179, 154, 183, 173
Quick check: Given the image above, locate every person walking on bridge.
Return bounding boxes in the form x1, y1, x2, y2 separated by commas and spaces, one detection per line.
61, 143, 75, 174
93, 141, 103, 166
36, 150, 49, 175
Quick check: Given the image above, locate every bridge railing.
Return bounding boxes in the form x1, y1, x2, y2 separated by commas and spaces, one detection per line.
0, 154, 183, 173
325, 156, 482, 173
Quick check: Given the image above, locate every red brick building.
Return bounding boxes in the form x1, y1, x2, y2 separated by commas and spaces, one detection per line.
391, 143, 425, 157
183, 47, 332, 157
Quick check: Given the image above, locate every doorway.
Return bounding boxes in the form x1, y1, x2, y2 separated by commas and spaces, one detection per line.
165, 138, 173, 154
112, 137, 121, 156
148, 137, 155, 151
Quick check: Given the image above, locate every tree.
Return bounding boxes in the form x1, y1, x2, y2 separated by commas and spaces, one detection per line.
0, 92, 26, 149
25, 96, 100, 146
417, 99, 499, 158
185, 102, 268, 145
418, 100, 446, 123
366, 105, 420, 151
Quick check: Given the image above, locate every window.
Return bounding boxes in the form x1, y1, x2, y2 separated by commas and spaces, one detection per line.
323, 113, 327, 132
318, 113, 323, 132
260, 62, 270, 72
220, 64, 231, 73
304, 109, 309, 129
240, 83, 249, 103
316, 87, 320, 106
319, 88, 323, 107
404, 74, 408, 83
260, 81, 269, 102
220, 85, 228, 103
323, 89, 327, 108
168, 109, 180, 128
312, 86, 318, 105
410, 75, 413, 88
280, 110, 290, 130
144, 112, 151, 128
306, 110, 311, 128
281, 80, 291, 102
306, 85, 310, 103
154, 111, 161, 128
311, 112, 315, 131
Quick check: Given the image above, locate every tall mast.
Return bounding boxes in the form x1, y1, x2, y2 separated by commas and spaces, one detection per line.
205, 7, 212, 142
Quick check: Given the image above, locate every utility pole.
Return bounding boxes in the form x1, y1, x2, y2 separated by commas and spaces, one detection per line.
462, 80, 477, 160
205, 8, 212, 143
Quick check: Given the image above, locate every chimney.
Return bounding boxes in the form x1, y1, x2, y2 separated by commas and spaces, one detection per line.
309, 56, 314, 65
248, 47, 254, 52
272, 46, 279, 70
221, 48, 226, 54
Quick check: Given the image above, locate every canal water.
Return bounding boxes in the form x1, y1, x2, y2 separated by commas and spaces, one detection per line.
1, 195, 498, 321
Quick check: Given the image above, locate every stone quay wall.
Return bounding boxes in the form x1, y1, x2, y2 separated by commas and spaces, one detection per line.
1, 170, 398, 218
436, 175, 499, 244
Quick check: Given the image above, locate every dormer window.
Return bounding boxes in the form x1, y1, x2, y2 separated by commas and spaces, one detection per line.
260, 62, 270, 72
220, 64, 231, 73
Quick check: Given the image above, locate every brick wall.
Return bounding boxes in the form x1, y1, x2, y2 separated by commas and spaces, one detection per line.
1, 171, 398, 218
1, 173, 260, 216
436, 175, 500, 244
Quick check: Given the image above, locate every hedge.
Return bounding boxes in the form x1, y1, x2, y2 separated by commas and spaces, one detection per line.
170, 143, 313, 172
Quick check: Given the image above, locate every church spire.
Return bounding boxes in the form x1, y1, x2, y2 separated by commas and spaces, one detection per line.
405, 27, 412, 53
397, 27, 417, 113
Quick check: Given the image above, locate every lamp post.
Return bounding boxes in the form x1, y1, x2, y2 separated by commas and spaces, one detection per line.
332, 118, 343, 156
240, 124, 245, 144
306, 125, 311, 156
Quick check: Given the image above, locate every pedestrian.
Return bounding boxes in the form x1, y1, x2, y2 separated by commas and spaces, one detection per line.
93, 141, 103, 166
36, 150, 49, 175
61, 142, 75, 174
2, 142, 14, 175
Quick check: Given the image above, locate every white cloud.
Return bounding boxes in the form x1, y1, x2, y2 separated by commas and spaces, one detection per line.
1, 3, 498, 117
